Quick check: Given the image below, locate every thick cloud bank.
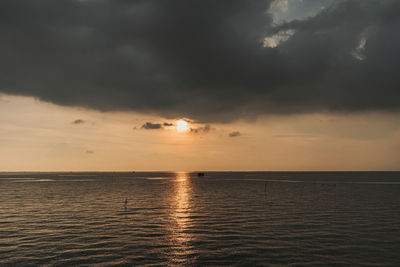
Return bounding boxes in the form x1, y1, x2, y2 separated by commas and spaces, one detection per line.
1, 0, 399, 122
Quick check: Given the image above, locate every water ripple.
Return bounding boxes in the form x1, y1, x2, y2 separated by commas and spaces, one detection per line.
0, 171, 399, 265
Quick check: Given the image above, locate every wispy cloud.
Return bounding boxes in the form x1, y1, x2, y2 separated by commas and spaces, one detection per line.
140, 121, 175, 130
72, 119, 85, 124
190, 124, 211, 134
273, 134, 316, 138
141, 122, 163, 130
229, 131, 241, 137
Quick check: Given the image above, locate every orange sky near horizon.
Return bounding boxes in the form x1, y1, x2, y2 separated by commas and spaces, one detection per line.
1, 94, 399, 171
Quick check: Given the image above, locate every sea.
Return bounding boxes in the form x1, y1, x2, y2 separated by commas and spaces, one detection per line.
0, 171, 399, 266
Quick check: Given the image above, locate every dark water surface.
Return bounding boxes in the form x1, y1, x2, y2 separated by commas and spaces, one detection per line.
1, 172, 399, 266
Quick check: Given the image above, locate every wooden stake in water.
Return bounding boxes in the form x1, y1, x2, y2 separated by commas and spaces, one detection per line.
124, 198, 128, 211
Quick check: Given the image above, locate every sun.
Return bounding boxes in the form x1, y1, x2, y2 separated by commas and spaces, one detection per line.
176, 119, 188, 132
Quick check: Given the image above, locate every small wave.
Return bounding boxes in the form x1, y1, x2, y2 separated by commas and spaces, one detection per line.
344, 181, 400, 185
58, 179, 95, 182
0, 178, 37, 180
222, 179, 400, 185
11, 179, 55, 182
146, 177, 171, 180
58, 174, 96, 177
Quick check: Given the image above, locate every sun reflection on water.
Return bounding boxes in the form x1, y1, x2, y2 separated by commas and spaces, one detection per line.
169, 172, 193, 263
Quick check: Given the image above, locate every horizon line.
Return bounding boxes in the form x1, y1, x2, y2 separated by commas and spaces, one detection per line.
1, 170, 399, 173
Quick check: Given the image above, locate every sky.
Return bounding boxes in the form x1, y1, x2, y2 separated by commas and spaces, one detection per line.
1, 0, 400, 171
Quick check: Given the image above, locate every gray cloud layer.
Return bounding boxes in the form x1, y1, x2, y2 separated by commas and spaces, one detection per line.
1, 0, 399, 122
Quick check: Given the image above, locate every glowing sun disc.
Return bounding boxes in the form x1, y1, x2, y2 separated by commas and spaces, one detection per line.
176, 120, 188, 132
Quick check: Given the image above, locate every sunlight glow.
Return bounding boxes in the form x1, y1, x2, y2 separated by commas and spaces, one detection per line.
176, 120, 188, 132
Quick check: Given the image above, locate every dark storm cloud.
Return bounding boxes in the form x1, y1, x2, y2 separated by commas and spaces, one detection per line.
72, 119, 85, 124
1, 0, 400, 122
141, 122, 163, 130
229, 131, 241, 137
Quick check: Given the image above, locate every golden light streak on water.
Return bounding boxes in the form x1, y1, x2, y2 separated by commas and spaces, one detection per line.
169, 172, 193, 263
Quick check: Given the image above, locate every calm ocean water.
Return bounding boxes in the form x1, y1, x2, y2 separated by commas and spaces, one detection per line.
1, 171, 399, 266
